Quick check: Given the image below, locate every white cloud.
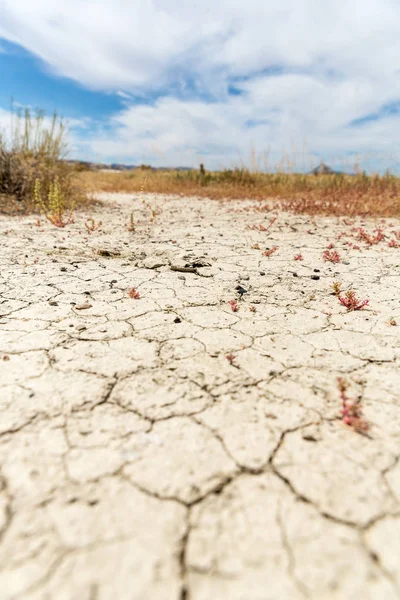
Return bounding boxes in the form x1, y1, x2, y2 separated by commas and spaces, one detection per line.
1, 0, 400, 170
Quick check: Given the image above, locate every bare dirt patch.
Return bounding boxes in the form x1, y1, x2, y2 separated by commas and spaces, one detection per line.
0, 192, 399, 599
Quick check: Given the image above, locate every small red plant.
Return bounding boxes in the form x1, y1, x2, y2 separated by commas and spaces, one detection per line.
327, 243, 335, 249
338, 290, 369, 311
263, 246, 278, 257
337, 377, 369, 433
357, 227, 385, 245
323, 249, 341, 263
247, 217, 277, 232
248, 224, 268, 231
249, 305, 257, 313
128, 288, 141, 299
388, 239, 400, 248
294, 253, 303, 261
226, 353, 237, 365
229, 300, 239, 312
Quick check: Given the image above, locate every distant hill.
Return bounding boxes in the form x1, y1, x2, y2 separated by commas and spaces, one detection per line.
64, 160, 192, 172
308, 162, 356, 176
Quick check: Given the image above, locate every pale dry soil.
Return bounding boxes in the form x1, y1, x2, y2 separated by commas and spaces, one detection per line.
0, 193, 400, 600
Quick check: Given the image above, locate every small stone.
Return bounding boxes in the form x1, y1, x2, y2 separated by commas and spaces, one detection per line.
236, 286, 248, 296
49, 301, 58, 306
260, 272, 265, 276
313, 268, 320, 273
60, 267, 67, 272
302, 424, 321, 442
311, 275, 320, 281
174, 317, 182, 323
74, 303, 92, 310
293, 272, 298, 277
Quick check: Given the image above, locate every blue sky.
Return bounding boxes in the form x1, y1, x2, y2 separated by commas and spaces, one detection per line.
1, 0, 400, 172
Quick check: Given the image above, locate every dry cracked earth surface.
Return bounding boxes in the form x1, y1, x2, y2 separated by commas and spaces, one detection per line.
0, 192, 400, 600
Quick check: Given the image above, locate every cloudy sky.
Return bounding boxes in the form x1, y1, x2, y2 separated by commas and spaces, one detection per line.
1, 0, 400, 171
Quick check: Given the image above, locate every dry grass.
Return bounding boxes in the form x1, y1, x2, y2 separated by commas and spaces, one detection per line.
0, 104, 90, 216
76, 167, 400, 218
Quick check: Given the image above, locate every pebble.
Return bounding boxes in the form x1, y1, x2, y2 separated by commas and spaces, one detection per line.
311, 275, 320, 281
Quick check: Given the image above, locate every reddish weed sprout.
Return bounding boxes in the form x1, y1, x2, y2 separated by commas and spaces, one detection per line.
226, 353, 237, 365
294, 253, 303, 261
338, 290, 369, 311
337, 377, 369, 433
128, 288, 141, 299
263, 246, 278, 257
247, 217, 277, 232
323, 249, 341, 263
229, 300, 239, 312
357, 227, 385, 245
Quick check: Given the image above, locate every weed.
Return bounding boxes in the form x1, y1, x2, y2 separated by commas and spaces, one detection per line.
85, 218, 102, 233
248, 223, 268, 231
1, 103, 85, 214
388, 239, 400, 248
226, 353, 237, 365
332, 281, 342, 296
323, 249, 341, 263
251, 243, 260, 249
249, 305, 257, 312
294, 253, 303, 260
263, 246, 278, 257
357, 227, 385, 245
229, 300, 239, 312
127, 212, 135, 232
247, 217, 277, 232
338, 290, 369, 311
33, 177, 75, 227
388, 317, 397, 326
337, 377, 369, 433
128, 288, 141, 299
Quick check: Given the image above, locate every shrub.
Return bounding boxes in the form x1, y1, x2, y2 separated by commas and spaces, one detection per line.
0, 103, 83, 214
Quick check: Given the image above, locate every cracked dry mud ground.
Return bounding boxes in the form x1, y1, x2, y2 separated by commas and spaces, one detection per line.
0, 192, 399, 600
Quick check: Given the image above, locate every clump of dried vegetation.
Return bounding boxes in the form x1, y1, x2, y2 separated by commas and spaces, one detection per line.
0, 103, 88, 216
76, 158, 400, 218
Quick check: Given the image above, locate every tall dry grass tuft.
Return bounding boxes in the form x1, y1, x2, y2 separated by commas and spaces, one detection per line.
0, 103, 86, 215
